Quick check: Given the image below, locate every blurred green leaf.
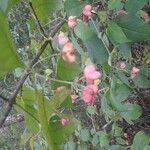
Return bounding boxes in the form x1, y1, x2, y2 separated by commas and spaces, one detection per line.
45, 89, 70, 117
98, 131, 110, 147
80, 129, 91, 142
125, 0, 149, 14
61, 95, 73, 108
0, 0, 9, 12
49, 115, 79, 145
0, 10, 23, 77
118, 43, 131, 59
114, 15, 150, 42
91, 134, 99, 146
86, 105, 97, 115
109, 78, 142, 121
133, 131, 150, 150
17, 86, 36, 105
98, 11, 108, 24
21, 130, 33, 145
74, 22, 109, 65
36, 91, 56, 149
108, 0, 123, 10
64, 0, 85, 16
105, 145, 126, 150
71, 32, 84, 55
57, 57, 80, 81
0, 0, 20, 13
116, 71, 130, 87
64, 141, 76, 150
101, 91, 118, 121
133, 65, 150, 88
110, 79, 132, 105
112, 123, 123, 137
15, 101, 39, 134
107, 21, 130, 44
31, 0, 63, 23
23, 105, 39, 133
120, 103, 142, 121
143, 145, 150, 150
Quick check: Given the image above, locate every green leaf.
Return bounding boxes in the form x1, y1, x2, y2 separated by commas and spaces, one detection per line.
71, 32, 84, 55
98, 131, 110, 147
0, 0, 20, 13
0, 10, 23, 77
91, 134, 99, 146
64, 141, 76, 150
143, 145, 150, 150
0, 0, 9, 12
118, 43, 131, 59
31, 0, 63, 23
74, 22, 109, 65
98, 11, 109, 24
112, 123, 123, 137
15, 87, 39, 133
17, 86, 36, 105
57, 57, 80, 81
36, 91, 56, 149
61, 95, 73, 108
108, 0, 123, 10
107, 21, 130, 44
15, 101, 39, 134
86, 105, 97, 115
133, 65, 150, 88
105, 145, 126, 150
24, 105, 39, 133
101, 91, 118, 121
133, 131, 150, 150
125, 0, 149, 14
109, 78, 142, 121
120, 103, 142, 121
64, 0, 85, 16
116, 71, 130, 87
114, 15, 150, 42
49, 115, 79, 146
80, 129, 91, 142
77, 143, 88, 150
21, 130, 33, 145
45, 89, 71, 117
110, 80, 132, 104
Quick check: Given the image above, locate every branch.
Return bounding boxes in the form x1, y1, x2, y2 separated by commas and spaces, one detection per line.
29, 1, 47, 38
0, 40, 49, 128
2, 114, 24, 128
0, 2, 65, 128
0, 95, 39, 124
29, 1, 57, 52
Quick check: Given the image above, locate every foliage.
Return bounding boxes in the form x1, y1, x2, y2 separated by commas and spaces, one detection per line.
0, 0, 150, 149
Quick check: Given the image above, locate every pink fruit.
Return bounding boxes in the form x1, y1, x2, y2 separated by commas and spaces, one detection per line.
82, 84, 98, 103
82, 4, 92, 17
60, 117, 70, 126
84, 64, 101, 84
119, 62, 126, 70
68, 16, 77, 28
130, 67, 140, 79
62, 42, 74, 53
58, 31, 69, 46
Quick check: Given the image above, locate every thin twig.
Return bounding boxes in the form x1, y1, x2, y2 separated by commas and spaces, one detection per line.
29, 1, 55, 52
29, 1, 47, 38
